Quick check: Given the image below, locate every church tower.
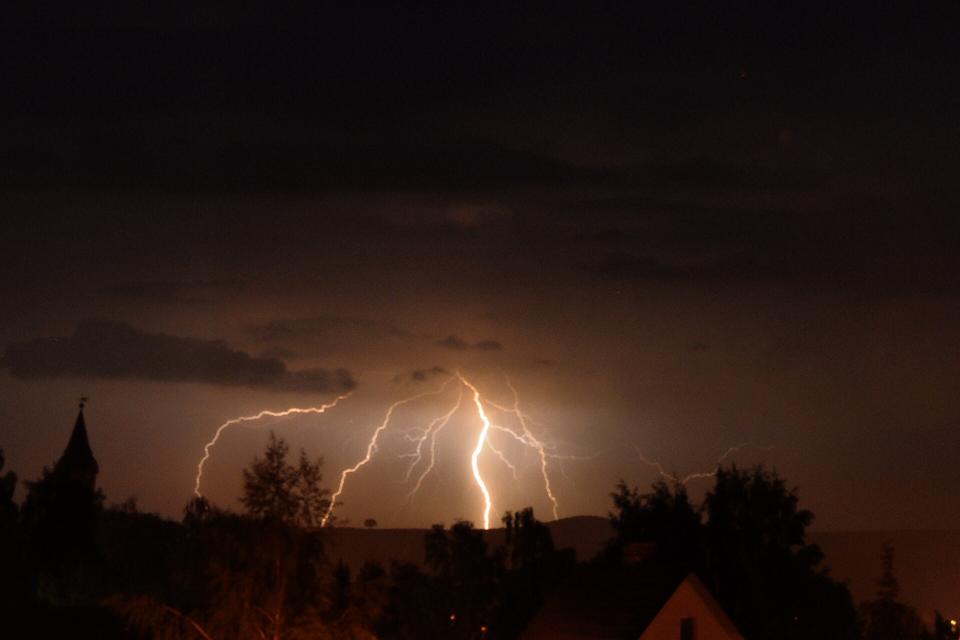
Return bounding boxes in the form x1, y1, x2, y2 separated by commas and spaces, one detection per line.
21, 398, 103, 576
53, 397, 99, 491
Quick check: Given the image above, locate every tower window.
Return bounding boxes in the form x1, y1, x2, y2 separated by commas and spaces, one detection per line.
680, 617, 695, 640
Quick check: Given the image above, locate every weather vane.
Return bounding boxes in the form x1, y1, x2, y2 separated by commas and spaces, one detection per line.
79, 395, 88, 410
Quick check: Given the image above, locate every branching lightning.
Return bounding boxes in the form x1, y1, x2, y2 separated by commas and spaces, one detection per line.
485, 433, 520, 481
403, 385, 463, 498
505, 378, 559, 519
633, 442, 774, 486
194, 394, 350, 497
193, 372, 578, 530
192, 373, 773, 530
320, 378, 456, 526
320, 372, 571, 529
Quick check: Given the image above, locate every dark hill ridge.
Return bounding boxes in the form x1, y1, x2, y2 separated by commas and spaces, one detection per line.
322, 515, 612, 573
324, 517, 960, 622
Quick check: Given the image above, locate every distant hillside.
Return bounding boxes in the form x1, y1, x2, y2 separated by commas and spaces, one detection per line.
324, 517, 960, 623
322, 515, 613, 573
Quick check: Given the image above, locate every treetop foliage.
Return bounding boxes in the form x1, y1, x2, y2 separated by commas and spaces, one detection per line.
240, 431, 332, 527
608, 464, 859, 639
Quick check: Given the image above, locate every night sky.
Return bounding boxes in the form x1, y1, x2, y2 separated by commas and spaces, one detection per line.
2, 3, 959, 530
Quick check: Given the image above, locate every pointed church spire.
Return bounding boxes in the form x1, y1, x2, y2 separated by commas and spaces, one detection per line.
55, 396, 99, 489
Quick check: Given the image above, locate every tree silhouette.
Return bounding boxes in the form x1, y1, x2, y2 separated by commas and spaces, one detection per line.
608, 479, 701, 570
183, 495, 213, 527
702, 465, 859, 639
424, 520, 502, 639
325, 560, 390, 638
861, 544, 924, 640
241, 432, 299, 523
111, 515, 333, 639
923, 612, 960, 640
0, 448, 23, 603
502, 508, 553, 572
498, 508, 570, 637
608, 465, 859, 639
0, 448, 17, 528
241, 432, 331, 528
293, 449, 331, 528
20, 464, 105, 604
112, 434, 345, 638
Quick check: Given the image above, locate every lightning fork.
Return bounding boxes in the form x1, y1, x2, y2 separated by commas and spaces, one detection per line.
405, 385, 463, 502
320, 377, 455, 526
486, 433, 520, 480
498, 378, 560, 520
634, 442, 773, 486
193, 394, 350, 497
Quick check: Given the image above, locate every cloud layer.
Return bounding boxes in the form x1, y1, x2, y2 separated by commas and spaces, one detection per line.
1, 319, 355, 393
436, 335, 504, 351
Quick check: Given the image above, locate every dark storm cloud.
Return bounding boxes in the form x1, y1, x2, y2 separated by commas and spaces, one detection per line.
0, 119, 818, 196
582, 255, 758, 284
98, 279, 242, 304
0, 6, 836, 199
583, 220, 960, 292
4, 2, 958, 201
561, 200, 791, 248
436, 335, 468, 350
393, 366, 450, 384
0, 319, 355, 393
250, 315, 416, 343
473, 340, 504, 351
436, 335, 504, 352
258, 346, 297, 360
99, 280, 190, 302
642, 159, 817, 193
583, 248, 824, 287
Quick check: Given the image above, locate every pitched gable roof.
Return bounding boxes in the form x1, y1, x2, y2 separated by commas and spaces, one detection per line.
638, 573, 743, 640
523, 566, 743, 640
522, 563, 685, 639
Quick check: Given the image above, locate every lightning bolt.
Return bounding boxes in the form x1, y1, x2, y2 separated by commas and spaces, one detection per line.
411, 374, 569, 526
633, 447, 680, 484
193, 372, 768, 530
403, 385, 464, 500
324, 373, 564, 530
320, 377, 456, 526
193, 394, 350, 497
633, 441, 774, 485
458, 372, 494, 530
504, 378, 559, 520
195, 372, 574, 530
485, 433, 520, 480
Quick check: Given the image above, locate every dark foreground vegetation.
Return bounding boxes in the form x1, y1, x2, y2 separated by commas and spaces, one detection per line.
0, 432, 955, 639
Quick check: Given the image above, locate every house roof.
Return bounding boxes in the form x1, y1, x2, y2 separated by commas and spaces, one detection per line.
521, 562, 687, 639
523, 563, 742, 639
638, 573, 744, 640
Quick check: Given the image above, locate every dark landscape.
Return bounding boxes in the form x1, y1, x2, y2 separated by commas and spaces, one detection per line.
322, 519, 960, 624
